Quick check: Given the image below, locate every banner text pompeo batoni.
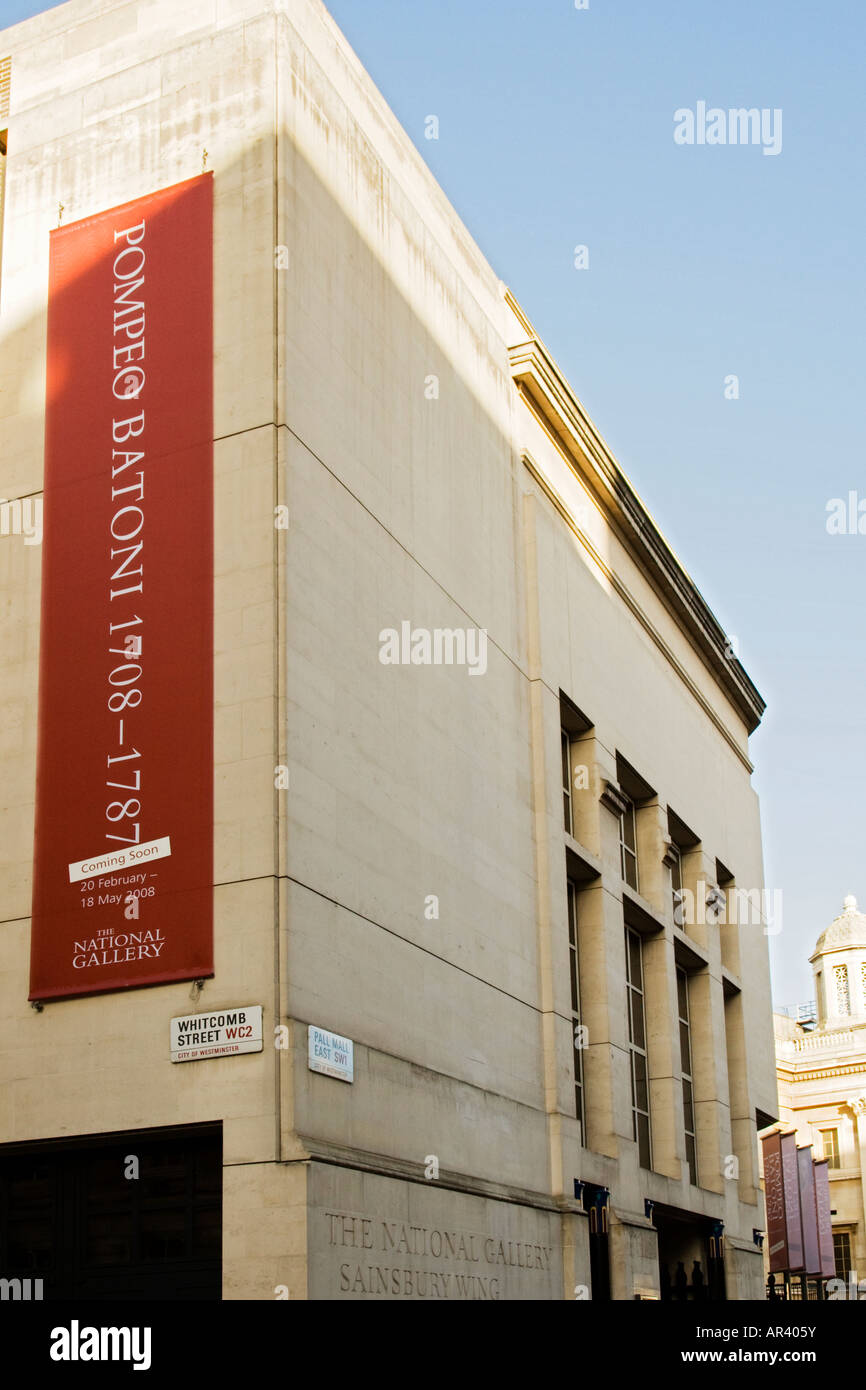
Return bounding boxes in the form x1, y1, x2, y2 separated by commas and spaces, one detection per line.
29, 174, 214, 1000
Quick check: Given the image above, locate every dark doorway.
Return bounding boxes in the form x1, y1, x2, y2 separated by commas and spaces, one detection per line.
582, 1182, 611, 1301
0, 1123, 222, 1300
654, 1203, 726, 1302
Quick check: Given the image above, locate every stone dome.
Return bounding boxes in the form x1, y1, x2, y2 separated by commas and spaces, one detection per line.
810, 895, 866, 960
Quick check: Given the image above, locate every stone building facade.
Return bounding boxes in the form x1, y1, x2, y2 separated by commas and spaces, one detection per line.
0, 0, 777, 1299
771, 898, 866, 1287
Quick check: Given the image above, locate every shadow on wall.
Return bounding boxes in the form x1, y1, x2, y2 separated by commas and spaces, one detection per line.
0, 115, 549, 1055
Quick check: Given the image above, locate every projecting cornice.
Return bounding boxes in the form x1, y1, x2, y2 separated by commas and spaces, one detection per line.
777, 1060, 866, 1083
505, 301, 766, 734
599, 780, 630, 818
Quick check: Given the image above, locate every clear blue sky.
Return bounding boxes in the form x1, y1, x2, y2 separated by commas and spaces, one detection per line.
3, 0, 864, 1006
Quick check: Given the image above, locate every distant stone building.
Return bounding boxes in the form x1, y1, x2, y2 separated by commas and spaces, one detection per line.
772, 897, 866, 1283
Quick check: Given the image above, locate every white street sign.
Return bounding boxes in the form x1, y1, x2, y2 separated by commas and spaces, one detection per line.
171, 1005, 262, 1062
308, 1024, 354, 1082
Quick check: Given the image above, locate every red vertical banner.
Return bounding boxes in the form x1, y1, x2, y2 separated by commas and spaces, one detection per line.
762, 1131, 789, 1273
763, 1130, 806, 1274
813, 1159, 836, 1278
780, 1131, 804, 1271
29, 174, 214, 1000
796, 1145, 821, 1275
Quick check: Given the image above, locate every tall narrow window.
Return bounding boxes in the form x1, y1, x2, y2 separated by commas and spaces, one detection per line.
834, 965, 850, 1016
625, 926, 651, 1168
0, 127, 7, 277
560, 694, 593, 838
620, 797, 638, 891
669, 842, 683, 923
677, 967, 697, 1185
822, 1128, 840, 1170
567, 881, 585, 1131
561, 729, 573, 835
0, 58, 9, 302
833, 1230, 852, 1279
617, 755, 655, 892
816, 969, 825, 1023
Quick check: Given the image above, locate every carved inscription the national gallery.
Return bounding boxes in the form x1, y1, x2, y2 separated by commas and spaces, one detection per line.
326, 1210, 554, 1299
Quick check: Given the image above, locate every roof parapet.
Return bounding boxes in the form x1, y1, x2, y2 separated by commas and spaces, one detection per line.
505, 289, 766, 735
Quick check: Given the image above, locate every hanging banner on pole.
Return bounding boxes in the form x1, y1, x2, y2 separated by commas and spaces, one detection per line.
29, 174, 214, 1000
813, 1159, 836, 1279
762, 1130, 805, 1273
797, 1145, 821, 1276
763, 1131, 789, 1273
780, 1130, 805, 1272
